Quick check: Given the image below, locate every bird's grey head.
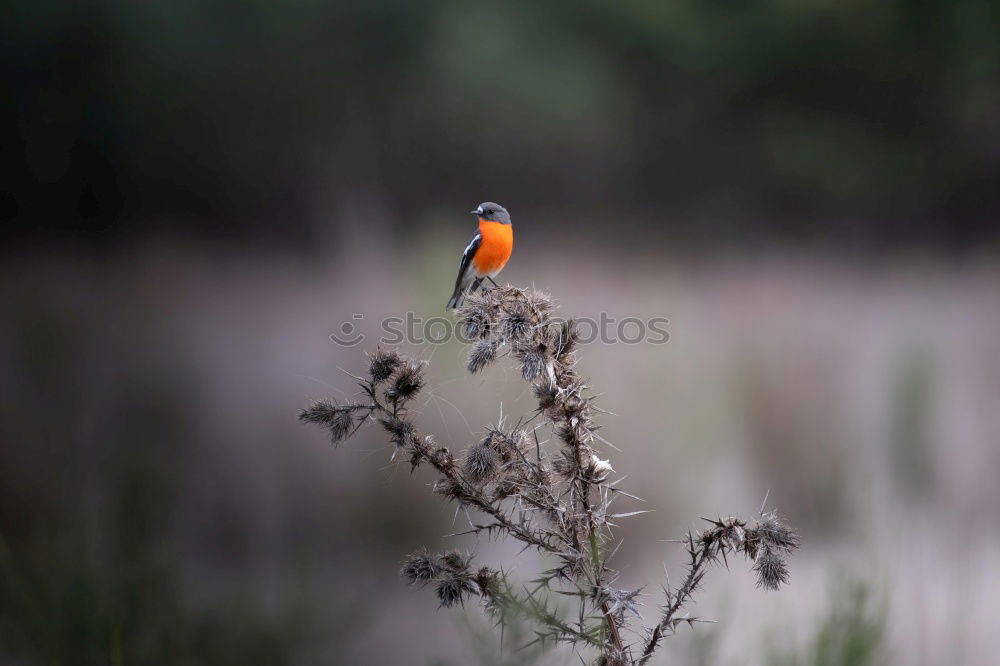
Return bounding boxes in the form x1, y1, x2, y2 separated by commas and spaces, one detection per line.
472, 202, 511, 225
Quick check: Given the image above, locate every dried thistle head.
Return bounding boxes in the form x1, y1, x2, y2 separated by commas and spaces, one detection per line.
428, 445, 454, 471
756, 512, 800, 552
499, 304, 533, 341
533, 379, 559, 411
463, 444, 499, 485
483, 426, 526, 463
557, 394, 588, 422
438, 550, 472, 573
753, 548, 790, 591
524, 289, 553, 320
468, 338, 500, 374
458, 286, 554, 348
368, 347, 402, 383
458, 295, 494, 339
401, 550, 441, 586
379, 416, 414, 447
436, 577, 477, 608
555, 421, 584, 447
518, 347, 547, 381
474, 567, 501, 597
298, 401, 355, 445
387, 360, 425, 401
697, 512, 797, 591
400, 550, 482, 608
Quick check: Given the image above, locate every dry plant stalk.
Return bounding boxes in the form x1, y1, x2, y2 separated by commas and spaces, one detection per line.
300, 285, 799, 664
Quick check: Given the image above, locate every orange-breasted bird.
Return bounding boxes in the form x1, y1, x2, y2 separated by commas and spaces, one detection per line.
446, 202, 513, 309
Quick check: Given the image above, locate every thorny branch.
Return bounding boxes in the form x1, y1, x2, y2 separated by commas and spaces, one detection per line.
300, 285, 799, 664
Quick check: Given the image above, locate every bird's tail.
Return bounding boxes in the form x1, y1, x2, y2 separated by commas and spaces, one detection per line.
446, 277, 469, 309
446, 276, 482, 310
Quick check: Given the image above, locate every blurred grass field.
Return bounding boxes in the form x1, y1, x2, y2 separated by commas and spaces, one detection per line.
2, 242, 997, 664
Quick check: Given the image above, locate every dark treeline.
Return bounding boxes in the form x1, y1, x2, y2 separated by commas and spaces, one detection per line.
3, 0, 998, 249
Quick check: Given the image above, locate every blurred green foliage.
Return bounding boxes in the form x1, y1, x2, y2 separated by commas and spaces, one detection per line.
3, 0, 998, 245
768, 574, 887, 666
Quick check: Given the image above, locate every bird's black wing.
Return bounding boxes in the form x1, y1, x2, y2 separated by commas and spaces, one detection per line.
446, 231, 481, 309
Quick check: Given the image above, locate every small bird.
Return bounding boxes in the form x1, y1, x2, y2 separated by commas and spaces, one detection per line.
446, 202, 513, 309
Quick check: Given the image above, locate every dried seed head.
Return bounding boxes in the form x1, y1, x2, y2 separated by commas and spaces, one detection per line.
368, 348, 402, 383
463, 444, 499, 484
459, 301, 492, 340
328, 410, 354, 444
429, 446, 454, 470
299, 401, 355, 445
558, 394, 587, 419
467, 338, 499, 374
379, 417, 414, 446
438, 550, 471, 573
499, 307, 532, 341
533, 380, 558, 410
555, 421, 579, 445
483, 427, 525, 463
753, 548, 790, 590
436, 577, 476, 608
757, 512, 800, 552
518, 348, 546, 381
401, 551, 440, 586
524, 289, 553, 320
474, 567, 501, 597
299, 401, 339, 425
407, 447, 425, 471
387, 360, 425, 401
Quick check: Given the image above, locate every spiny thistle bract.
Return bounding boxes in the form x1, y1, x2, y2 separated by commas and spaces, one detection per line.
300, 284, 799, 665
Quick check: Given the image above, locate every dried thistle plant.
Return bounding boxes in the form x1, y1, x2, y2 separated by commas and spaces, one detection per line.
300, 286, 799, 664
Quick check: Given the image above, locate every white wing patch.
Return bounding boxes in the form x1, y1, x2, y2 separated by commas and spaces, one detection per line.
464, 232, 481, 258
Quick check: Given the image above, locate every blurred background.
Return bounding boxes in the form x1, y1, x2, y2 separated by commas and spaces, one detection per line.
2, 1, 999, 664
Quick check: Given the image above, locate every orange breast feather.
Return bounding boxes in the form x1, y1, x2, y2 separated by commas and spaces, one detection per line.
472, 219, 513, 275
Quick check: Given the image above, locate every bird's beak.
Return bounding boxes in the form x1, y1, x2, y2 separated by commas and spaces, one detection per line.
470, 209, 480, 215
